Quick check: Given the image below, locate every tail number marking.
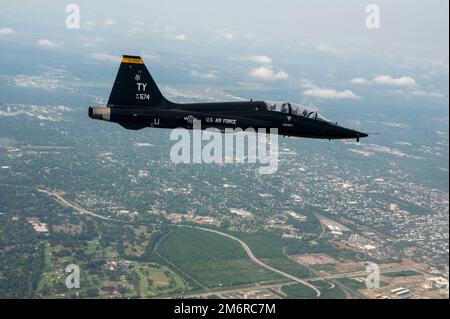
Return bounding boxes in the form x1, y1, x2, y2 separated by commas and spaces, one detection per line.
136, 93, 150, 100
137, 83, 147, 91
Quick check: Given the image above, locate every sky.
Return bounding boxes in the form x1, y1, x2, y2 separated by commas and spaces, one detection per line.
1, 0, 448, 54
0, 0, 448, 185
0, 0, 448, 115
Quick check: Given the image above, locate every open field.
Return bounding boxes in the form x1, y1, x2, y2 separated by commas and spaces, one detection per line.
281, 283, 318, 299
157, 227, 284, 288
231, 231, 312, 278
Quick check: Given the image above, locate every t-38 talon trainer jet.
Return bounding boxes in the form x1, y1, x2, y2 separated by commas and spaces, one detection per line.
89, 55, 368, 141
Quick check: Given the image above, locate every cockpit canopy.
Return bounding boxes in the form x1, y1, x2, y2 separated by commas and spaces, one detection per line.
264, 101, 329, 122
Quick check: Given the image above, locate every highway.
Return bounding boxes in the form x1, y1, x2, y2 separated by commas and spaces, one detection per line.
37, 188, 129, 223
38, 188, 425, 299
309, 266, 425, 281
36, 191, 321, 297
179, 225, 322, 297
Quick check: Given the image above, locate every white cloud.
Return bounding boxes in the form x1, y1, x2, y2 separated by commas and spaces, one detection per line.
0, 27, 15, 35
103, 18, 115, 27
83, 20, 96, 30
162, 86, 245, 103
399, 57, 449, 76
317, 43, 360, 56
304, 88, 361, 99
131, 20, 145, 27
128, 20, 146, 34
317, 43, 341, 54
300, 78, 360, 99
79, 36, 106, 48
299, 78, 317, 89
350, 77, 369, 85
13, 75, 62, 90
410, 89, 443, 98
191, 70, 216, 79
236, 55, 272, 64
174, 34, 187, 41
349, 75, 422, 95
249, 66, 288, 81
36, 39, 59, 48
348, 74, 443, 98
0, 104, 72, 122
90, 53, 120, 63
5, 67, 74, 91
373, 75, 417, 87
141, 54, 159, 60
221, 32, 234, 40
215, 29, 235, 41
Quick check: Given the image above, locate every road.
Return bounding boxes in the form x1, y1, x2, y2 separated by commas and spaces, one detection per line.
38, 188, 425, 299
179, 225, 322, 297
38, 188, 320, 296
309, 266, 425, 281
37, 188, 129, 223
174, 280, 297, 299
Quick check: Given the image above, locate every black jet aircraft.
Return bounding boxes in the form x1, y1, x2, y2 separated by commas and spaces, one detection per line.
89, 55, 368, 141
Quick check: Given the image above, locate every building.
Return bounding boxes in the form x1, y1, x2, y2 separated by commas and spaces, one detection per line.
424, 277, 449, 290
390, 287, 411, 299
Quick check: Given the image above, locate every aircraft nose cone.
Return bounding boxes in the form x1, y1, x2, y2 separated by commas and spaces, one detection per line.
357, 131, 368, 138
331, 124, 368, 141
353, 130, 368, 142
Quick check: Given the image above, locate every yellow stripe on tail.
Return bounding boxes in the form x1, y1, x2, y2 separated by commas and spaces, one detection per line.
121, 57, 144, 64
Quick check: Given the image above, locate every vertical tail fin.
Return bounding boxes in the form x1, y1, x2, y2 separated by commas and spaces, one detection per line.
107, 55, 165, 108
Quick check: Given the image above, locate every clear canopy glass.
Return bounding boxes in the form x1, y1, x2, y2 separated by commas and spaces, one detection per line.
264, 101, 329, 122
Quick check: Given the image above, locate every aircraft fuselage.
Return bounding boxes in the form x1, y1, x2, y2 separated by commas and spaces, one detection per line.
88, 55, 368, 142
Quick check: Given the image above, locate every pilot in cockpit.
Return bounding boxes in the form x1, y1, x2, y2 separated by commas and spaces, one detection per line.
281, 102, 292, 114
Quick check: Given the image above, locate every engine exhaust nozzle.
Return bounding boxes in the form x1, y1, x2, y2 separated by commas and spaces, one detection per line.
88, 107, 111, 121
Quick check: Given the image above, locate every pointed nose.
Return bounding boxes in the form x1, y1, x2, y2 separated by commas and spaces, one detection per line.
355, 131, 368, 142
344, 128, 368, 141
357, 131, 368, 138
329, 124, 368, 141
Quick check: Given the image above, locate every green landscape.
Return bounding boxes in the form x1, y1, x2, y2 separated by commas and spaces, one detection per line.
36, 239, 188, 298
157, 227, 284, 288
